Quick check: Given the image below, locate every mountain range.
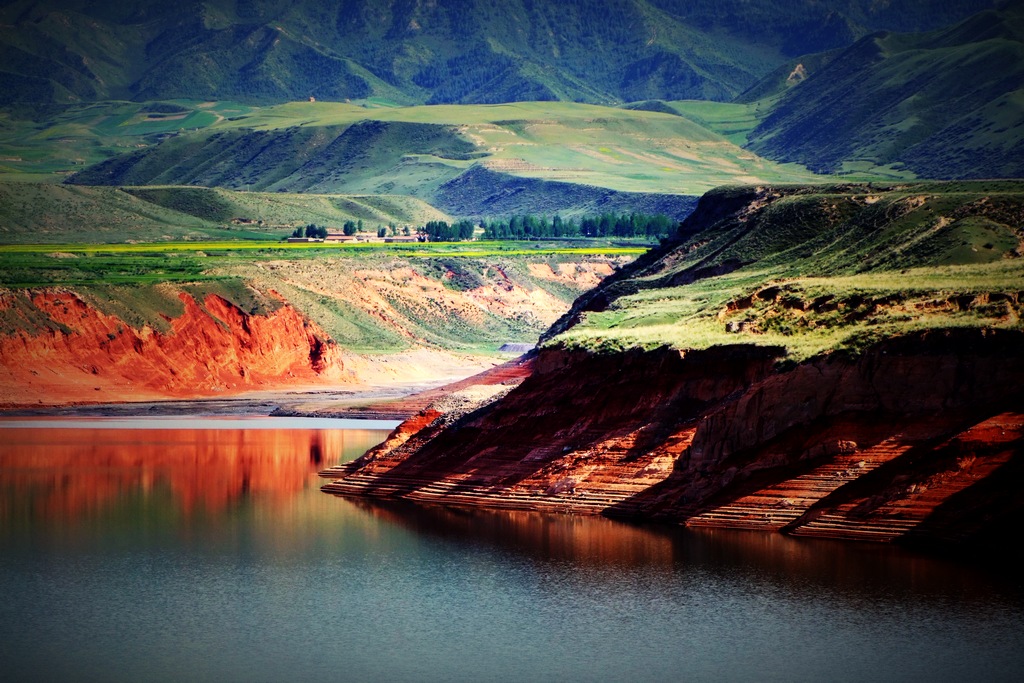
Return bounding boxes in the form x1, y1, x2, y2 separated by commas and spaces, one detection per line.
0, 0, 1021, 223
0, 0, 999, 106
746, 0, 1024, 178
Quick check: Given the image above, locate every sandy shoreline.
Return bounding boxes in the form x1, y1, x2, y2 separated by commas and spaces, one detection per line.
0, 382, 444, 420
0, 348, 515, 420
0, 353, 534, 421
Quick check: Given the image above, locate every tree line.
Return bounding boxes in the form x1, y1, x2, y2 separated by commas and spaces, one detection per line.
481, 212, 673, 240
291, 220, 364, 238
288, 212, 676, 242
422, 220, 476, 242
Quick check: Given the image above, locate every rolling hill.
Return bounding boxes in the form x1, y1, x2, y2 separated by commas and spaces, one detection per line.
60, 100, 818, 219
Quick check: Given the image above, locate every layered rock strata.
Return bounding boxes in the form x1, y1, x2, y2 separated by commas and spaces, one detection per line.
323, 330, 1024, 546
0, 289, 344, 406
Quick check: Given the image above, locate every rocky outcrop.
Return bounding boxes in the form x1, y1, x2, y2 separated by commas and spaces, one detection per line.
322, 329, 1024, 547
0, 288, 345, 407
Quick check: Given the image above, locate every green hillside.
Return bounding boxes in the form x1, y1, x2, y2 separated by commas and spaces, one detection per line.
545, 180, 1024, 360
744, 1, 1024, 179
0, 183, 449, 243
0, 0, 997, 107
60, 100, 818, 217
0, 100, 253, 182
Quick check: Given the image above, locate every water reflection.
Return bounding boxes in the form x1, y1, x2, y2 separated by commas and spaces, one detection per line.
351, 499, 1024, 606
1, 420, 1022, 682
0, 419, 390, 529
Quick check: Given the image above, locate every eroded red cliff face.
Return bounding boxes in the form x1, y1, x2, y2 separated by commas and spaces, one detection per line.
0, 289, 345, 406
322, 329, 1024, 546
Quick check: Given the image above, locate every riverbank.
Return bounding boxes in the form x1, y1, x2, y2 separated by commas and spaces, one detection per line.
317, 182, 1024, 548
0, 351, 532, 421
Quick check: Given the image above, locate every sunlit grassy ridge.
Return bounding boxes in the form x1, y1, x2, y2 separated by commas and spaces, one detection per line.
0, 101, 254, 181
5, 99, 820, 199
547, 181, 1024, 360
152, 101, 823, 195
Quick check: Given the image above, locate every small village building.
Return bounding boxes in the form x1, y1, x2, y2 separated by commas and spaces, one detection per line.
324, 233, 357, 242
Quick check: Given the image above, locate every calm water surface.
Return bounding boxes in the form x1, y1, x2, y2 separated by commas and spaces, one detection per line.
1, 417, 1022, 682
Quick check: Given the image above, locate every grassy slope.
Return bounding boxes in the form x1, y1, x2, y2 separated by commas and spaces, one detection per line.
0, 101, 252, 181
0, 183, 449, 243
744, 2, 1024, 179
55, 100, 820, 199
547, 181, 1024, 360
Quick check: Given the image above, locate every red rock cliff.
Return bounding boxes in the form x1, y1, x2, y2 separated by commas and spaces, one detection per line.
0, 288, 345, 406
322, 329, 1024, 547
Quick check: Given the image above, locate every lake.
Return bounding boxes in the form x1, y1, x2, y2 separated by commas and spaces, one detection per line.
1, 417, 1022, 682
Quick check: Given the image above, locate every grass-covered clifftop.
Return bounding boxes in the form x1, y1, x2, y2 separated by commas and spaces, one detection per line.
544, 181, 1024, 360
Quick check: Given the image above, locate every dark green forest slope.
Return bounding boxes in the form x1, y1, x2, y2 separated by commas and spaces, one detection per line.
746, 0, 1024, 179
0, 0, 997, 107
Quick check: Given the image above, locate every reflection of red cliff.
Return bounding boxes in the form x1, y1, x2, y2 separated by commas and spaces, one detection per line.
324, 330, 1024, 547
0, 427, 386, 521
0, 289, 345, 406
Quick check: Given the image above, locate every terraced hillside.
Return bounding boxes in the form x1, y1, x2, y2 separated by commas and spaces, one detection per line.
322, 181, 1024, 548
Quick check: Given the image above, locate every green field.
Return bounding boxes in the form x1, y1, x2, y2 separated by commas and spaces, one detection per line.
0, 239, 646, 258
666, 100, 770, 146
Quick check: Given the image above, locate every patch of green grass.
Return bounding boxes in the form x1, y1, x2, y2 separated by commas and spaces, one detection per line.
0, 250, 214, 288
0, 239, 647, 259
667, 100, 770, 146
76, 284, 191, 334
307, 296, 411, 353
